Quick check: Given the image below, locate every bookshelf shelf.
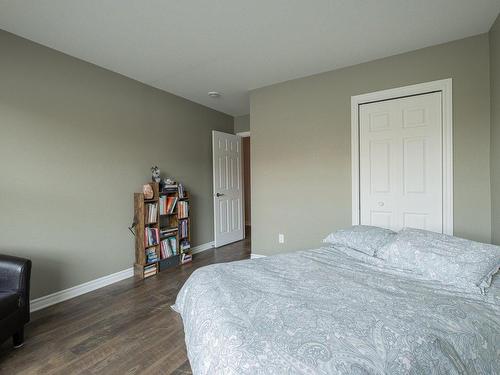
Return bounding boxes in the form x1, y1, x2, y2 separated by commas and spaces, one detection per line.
133, 182, 192, 279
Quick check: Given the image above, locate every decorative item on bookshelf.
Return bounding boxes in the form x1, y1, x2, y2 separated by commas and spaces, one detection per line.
151, 166, 161, 183
133, 181, 192, 279
142, 183, 154, 199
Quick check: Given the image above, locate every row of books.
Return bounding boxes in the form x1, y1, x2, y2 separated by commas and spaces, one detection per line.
161, 184, 178, 193
159, 196, 177, 215
180, 219, 189, 238
144, 264, 157, 278
160, 227, 177, 237
145, 203, 158, 224
145, 247, 158, 263
144, 227, 159, 247
177, 201, 189, 218
160, 236, 177, 258
180, 239, 190, 252
160, 184, 187, 198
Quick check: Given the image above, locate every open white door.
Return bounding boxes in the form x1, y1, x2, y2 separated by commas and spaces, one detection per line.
212, 131, 244, 247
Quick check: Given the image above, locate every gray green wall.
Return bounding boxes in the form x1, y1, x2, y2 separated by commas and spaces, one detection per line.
0, 30, 233, 299
250, 34, 491, 256
234, 114, 250, 133
491, 15, 500, 245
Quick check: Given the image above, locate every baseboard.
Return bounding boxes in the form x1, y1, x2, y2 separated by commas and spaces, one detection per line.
30, 267, 134, 312
30, 241, 215, 312
250, 253, 266, 259
191, 241, 215, 254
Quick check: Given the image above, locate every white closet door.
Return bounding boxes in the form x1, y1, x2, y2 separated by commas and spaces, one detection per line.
212, 131, 244, 247
359, 92, 443, 232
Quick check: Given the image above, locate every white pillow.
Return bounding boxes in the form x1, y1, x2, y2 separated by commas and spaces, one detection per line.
376, 228, 500, 294
323, 225, 396, 257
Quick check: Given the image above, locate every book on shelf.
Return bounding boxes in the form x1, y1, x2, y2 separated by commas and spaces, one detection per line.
143, 264, 157, 277
180, 239, 191, 252
177, 201, 189, 218
181, 253, 192, 264
160, 236, 177, 259
145, 247, 158, 263
160, 227, 177, 237
179, 219, 189, 238
144, 270, 157, 277
160, 236, 177, 258
159, 196, 178, 215
144, 227, 159, 246
167, 197, 177, 214
159, 196, 166, 215
145, 203, 158, 224
178, 184, 185, 198
161, 184, 178, 194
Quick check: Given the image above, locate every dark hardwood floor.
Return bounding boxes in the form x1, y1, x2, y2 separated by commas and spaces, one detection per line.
0, 235, 250, 375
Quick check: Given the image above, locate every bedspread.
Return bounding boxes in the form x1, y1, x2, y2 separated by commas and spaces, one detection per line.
173, 247, 500, 374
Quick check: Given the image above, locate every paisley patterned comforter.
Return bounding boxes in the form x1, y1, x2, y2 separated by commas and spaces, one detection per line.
173, 247, 500, 374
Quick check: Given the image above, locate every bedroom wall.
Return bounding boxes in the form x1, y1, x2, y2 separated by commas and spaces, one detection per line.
234, 114, 250, 133
250, 34, 491, 256
490, 15, 500, 246
0, 29, 233, 299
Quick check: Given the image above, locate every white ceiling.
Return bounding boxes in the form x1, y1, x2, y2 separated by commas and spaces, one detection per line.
1, 1, 499, 116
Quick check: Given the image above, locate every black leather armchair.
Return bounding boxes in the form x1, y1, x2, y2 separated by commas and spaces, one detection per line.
0, 254, 31, 348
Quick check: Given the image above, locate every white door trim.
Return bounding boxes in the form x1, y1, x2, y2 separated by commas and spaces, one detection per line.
236, 131, 250, 137
351, 79, 453, 235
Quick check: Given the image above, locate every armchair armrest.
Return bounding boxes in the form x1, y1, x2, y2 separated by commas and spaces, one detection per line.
0, 254, 32, 322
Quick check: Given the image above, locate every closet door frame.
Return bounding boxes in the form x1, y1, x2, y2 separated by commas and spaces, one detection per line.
351, 78, 453, 235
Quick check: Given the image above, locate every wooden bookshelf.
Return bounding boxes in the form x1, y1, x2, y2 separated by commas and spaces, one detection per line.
133, 182, 192, 279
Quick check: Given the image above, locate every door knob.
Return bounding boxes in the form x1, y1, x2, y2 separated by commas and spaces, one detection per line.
378, 201, 385, 207
216, 193, 224, 197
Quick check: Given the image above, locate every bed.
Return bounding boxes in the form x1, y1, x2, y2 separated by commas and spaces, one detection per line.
173, 228, 500, 374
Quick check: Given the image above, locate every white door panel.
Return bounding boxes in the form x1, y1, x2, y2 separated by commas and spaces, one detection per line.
213, 131, 244, 247
359, 92, 443, 233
